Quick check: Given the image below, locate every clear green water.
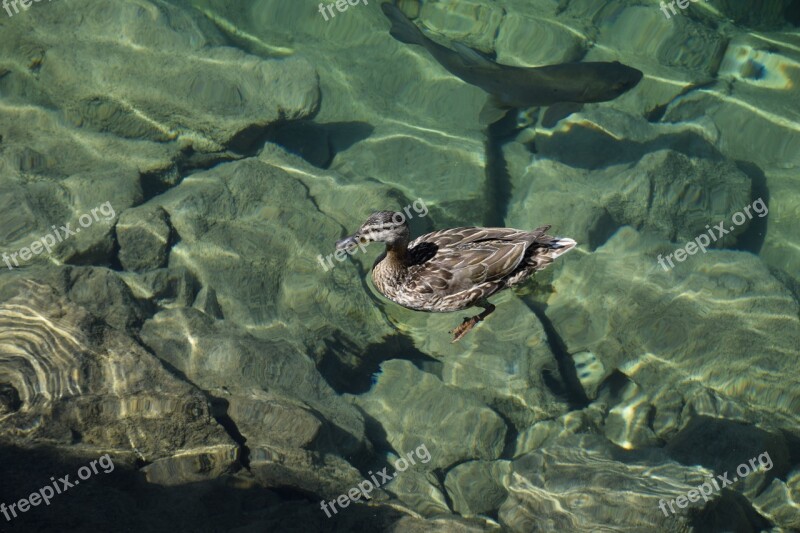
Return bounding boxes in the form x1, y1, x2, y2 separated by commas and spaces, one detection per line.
0, 0, 799, 532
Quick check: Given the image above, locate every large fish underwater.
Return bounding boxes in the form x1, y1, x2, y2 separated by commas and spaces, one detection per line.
381, 2, 643, 125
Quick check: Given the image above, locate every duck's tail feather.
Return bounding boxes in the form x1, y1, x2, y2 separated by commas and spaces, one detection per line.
381, 2, 426, 46
527, 234, 577, 271
547, 237, 577, 255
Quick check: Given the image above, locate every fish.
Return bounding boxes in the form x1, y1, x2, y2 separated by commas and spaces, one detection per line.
380, 2, 643, 125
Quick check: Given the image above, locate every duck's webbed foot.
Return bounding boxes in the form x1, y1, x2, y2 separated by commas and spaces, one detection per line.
450, 316, 480, 342
449, 302, 496, 343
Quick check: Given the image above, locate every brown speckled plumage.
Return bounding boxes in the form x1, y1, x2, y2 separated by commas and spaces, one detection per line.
336, 211, 576, 341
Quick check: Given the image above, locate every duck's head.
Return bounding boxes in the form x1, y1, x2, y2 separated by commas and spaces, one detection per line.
336, 211, 410, 252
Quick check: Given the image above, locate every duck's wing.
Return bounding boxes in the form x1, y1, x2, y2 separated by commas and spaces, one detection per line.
405, 227, 541, 296
409, 226, 535, 249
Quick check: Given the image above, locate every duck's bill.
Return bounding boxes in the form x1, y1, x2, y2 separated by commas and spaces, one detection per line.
335, 235, 360, 252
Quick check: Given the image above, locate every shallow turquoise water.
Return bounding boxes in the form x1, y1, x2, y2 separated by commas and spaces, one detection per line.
0, 0, 799, 532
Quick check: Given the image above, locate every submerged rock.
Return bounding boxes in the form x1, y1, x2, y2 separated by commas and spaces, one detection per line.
0, 0, 319, 152
385, 466, 451, 517
117, 206, 172, 272
352, 360, 507, 471
382, 291, 571, 428
139, 306, 371, 498
124, 144, 394, 362
570, 351, 605, 400
752, 470, 800, 531
0, 279, 238, 483
546, 227, 800, 440
499, 435, 714, 531
0, 0, 797, 528
0, 105, 152, 269
506, 111, 752, 251
444, 460, 511, 517
140, 307, 366, 456
248, 446, 366, 501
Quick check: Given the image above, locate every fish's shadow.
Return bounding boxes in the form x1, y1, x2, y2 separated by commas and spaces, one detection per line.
533, 124, 722, 169
229, 119, 374, 168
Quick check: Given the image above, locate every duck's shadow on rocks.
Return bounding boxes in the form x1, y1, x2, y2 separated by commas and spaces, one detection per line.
318, 332, 440, 395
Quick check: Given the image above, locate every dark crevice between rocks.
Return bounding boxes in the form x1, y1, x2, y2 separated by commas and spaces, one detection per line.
318, 332, 440, 395
208, 395, 250, 469
60, 245, 120, 274
491, 407, 520, 460
292, 177, 324, 218
160, 208, 180, 270
645, 79, 723, 123
597, 370, 639, 407
354, 408, 392, 459
434, 460, 500, 520
305, 405, 370, 469
780, 429, 800, 469
770, 267, 800, 316
586, 209, 620, 251
176, 146, 242, 175
527, 302, 590, 410
353, 407, 421, 481
436, 470, 457, 515
227, 120, 287, 156
227, 119, 374, 168
107, 221, 124, 272
267, 486, 322, 507
140, 164, 182, 203
136, 342, 250, 472
689, 489, 773, 531
665, 416, 790, 482
732, 160, 769, 255
139, 147, 242, 205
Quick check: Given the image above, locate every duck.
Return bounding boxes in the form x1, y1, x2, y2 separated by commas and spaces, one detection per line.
335, 211, 577, 342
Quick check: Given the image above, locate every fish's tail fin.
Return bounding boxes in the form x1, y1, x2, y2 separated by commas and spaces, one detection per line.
381, 2, 426, 46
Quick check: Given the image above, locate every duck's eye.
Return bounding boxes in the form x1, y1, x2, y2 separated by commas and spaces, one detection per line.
359, 236, 368, 244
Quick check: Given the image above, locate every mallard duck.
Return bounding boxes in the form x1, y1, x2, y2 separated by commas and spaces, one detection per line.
336, 211, 577, 342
